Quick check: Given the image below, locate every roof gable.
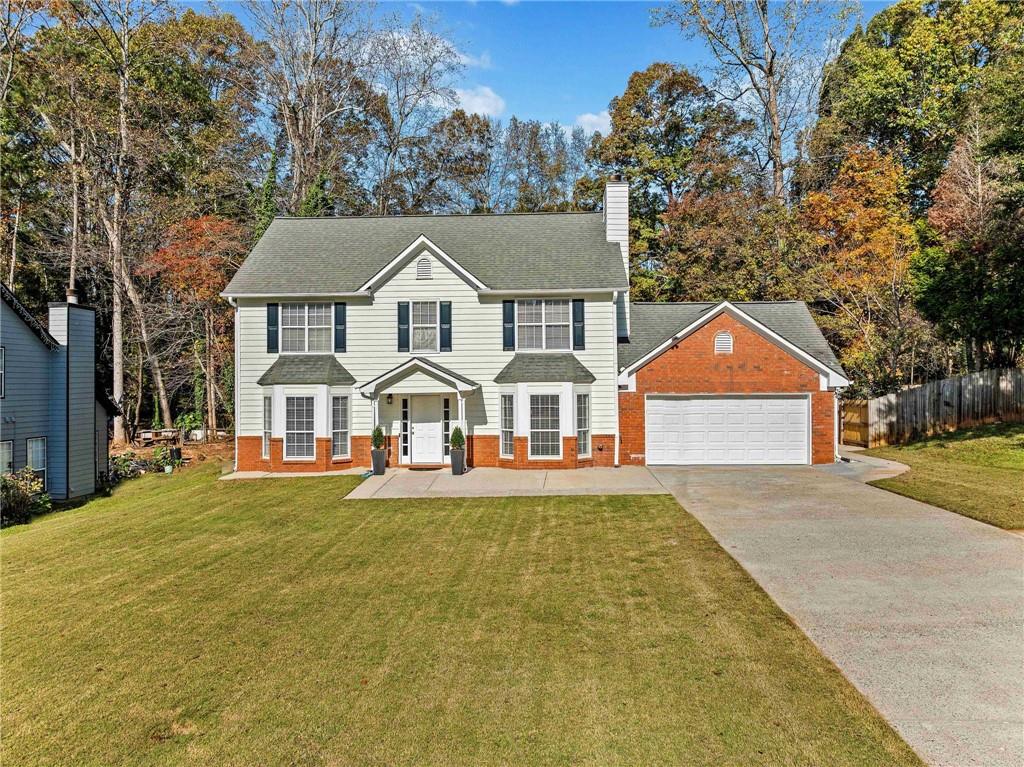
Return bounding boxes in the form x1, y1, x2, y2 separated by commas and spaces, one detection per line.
619, 301, 848, 385
1, 283, 59, 349
223, 212, 628, 297
358, 235, 487, 293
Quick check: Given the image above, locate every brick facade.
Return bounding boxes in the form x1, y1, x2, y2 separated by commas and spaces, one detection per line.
618, 314, 836, 465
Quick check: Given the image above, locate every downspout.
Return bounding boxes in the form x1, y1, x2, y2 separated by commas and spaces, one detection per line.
612, 290, 621, 468
833, 387, 844, 462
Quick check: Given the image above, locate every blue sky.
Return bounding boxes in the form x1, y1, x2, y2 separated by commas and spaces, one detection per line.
393, 1, 894, 132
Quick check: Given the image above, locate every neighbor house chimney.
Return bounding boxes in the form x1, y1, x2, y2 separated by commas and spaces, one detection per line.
47, 302, 96, 500
603, 175, 630, 339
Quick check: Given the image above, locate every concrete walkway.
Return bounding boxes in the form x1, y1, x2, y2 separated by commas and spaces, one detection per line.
816, 445, 911, 483
345, 465, 667, 499
652, 465, 1024, 767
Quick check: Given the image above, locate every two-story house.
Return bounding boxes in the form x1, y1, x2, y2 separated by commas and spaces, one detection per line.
223, 179, 849, 472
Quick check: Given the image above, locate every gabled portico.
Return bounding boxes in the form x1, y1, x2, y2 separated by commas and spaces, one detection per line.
358, 358, 479, 466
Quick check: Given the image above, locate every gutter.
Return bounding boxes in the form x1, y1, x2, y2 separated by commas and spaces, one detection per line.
220, 291, 372, 300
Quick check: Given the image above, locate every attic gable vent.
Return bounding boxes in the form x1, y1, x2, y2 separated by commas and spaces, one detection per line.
714, 330, 733, 354
416, 256, 432, 280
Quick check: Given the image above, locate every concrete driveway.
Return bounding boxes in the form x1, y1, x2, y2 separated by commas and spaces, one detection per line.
652, 465, 1024, 767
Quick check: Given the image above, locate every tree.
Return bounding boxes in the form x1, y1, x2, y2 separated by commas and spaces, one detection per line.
655, 0, 855, 200
806, 0, 1021, 205
800, 146, 935, 395
589, 62, 753, 275
251, 151, 280, 240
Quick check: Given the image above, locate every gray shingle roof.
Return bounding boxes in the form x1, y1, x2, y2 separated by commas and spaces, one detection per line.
619, 302, 846, 376
495, 353, 596, 384
223, 212, 628, 295
360, 357, 479, 390
257, 355, 356, 386
1, 282, 59, 349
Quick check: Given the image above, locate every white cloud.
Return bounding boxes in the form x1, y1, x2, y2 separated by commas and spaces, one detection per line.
575, 109, 611, 135
457, 49, 493, 69
455, 85, 506, 117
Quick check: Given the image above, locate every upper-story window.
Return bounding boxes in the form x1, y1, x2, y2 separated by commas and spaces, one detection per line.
517, 299, 570, 351
411, 301, 439, 353
281, 303, 331, 353
714, 330, 733, 354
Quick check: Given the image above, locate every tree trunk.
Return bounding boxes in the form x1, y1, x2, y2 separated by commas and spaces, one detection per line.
7, 203, 18, 284
205, 311, 217, 436
111, 259, 126, 444
122, 273, 173, 428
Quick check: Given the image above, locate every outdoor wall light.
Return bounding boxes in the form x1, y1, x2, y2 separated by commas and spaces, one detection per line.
386, 394, 393, 405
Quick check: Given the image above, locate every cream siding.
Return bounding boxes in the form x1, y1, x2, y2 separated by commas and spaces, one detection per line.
235, 245, 619, 444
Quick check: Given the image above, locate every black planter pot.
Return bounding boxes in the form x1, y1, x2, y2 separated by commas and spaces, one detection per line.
450, 449, 465, 476
371, 449, 387, 475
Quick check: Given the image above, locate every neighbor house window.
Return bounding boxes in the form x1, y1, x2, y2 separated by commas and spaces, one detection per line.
411, 301, 438, 352
27, 437, 46, 488
529, 394, 560, 458
500, 394, 514, 458
0, 440, 12, 474
0, 346, 5, 397
331, 396, 349, 458
576, 393, 591, 458
517, 299, 570, 350
262, 396, 272, 459
714, 330, 733, 354
285, 396, 315, 459
281, 303, 331, 353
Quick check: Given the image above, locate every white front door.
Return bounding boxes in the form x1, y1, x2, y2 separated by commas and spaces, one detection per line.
410, 395, 444, 464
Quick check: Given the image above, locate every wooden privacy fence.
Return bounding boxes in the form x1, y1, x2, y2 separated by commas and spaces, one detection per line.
841, 368, 1024, 448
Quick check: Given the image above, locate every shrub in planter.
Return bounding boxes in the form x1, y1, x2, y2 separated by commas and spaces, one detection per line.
1, 468, 51, 527
449, 426, 466, 475
371, 426, 387, 475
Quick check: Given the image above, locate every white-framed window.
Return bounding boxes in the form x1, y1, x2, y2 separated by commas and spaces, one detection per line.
0, 346, 5, 397
0, 440, 12, 474
411, 301, 439, 353
517, 299, 570, 351
331, 395, 350, 458
714, 330, 733, 354
416, 256, 432, 280
285, 396, 315, 459
576, 392, 591, 458
500, 394, 515, 458
27, 437, 46, 488
442, 397, 451, 458
529, 394, 561, 458
281, 302, 331, 353
262, 395, 272, 459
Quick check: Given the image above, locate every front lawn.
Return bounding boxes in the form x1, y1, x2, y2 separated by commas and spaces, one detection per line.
866, 422, 1024, 529
2, 463, 920, 766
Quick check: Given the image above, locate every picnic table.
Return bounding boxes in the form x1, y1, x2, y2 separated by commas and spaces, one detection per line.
134, 429, 181, 448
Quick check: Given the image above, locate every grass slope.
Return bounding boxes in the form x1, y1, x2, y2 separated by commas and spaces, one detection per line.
866, 422, 1024, 529
2, 463, 920, 766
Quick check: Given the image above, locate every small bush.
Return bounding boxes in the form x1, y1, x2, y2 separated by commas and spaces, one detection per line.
152, 446, 183, 470
371, 426, 386, 450
450, 426, 465, 450
109, 451, 152, 483
1, 469, 51, 527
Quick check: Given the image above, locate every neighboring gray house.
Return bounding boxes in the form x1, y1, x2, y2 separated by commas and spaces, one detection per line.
0, 283, 117, 499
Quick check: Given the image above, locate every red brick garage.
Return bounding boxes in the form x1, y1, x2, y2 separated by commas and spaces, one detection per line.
618, 306, 844, 466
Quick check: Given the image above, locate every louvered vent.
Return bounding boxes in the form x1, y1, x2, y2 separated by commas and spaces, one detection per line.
714, 331, 733, 354
416, 256, 432, 280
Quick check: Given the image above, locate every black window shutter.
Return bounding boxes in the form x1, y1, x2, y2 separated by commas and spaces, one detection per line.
572, 298, 585, 350
334, 302, 346, 353
397, 301, 410, 352
440, 302, 452, 352
502, 300, 515, 351
267, 303, 279, 353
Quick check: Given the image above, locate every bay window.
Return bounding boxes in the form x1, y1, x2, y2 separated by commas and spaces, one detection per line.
576, 393, 591, 458
529, 394, 561, 458
331, 395, 350, 458
281, 303, 331, 353
285, 396, 315, 459
517, 299, 570, 351
500, 394, 515, 458
262, 396, 272, 458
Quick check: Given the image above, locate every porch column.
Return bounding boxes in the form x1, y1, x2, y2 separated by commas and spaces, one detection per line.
457, 392, 466, 433
371, 395, 379, 431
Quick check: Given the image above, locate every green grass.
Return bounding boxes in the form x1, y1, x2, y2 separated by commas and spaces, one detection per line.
865, 422, 1024, 529
2, 463, 921, 766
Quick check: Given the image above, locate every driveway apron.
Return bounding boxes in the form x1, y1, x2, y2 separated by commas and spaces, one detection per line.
652, 465, 1024, 767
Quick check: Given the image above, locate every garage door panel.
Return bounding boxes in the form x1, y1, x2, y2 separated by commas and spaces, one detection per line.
646, 396, 809, 465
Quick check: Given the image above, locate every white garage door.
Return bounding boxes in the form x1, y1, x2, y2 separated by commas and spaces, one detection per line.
646, 396, 809, 465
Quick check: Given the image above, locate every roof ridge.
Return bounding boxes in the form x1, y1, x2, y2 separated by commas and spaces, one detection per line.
272, 210, 603, 221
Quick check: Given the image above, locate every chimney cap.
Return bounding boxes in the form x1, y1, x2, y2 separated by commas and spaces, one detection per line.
609, 173, 624, 183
